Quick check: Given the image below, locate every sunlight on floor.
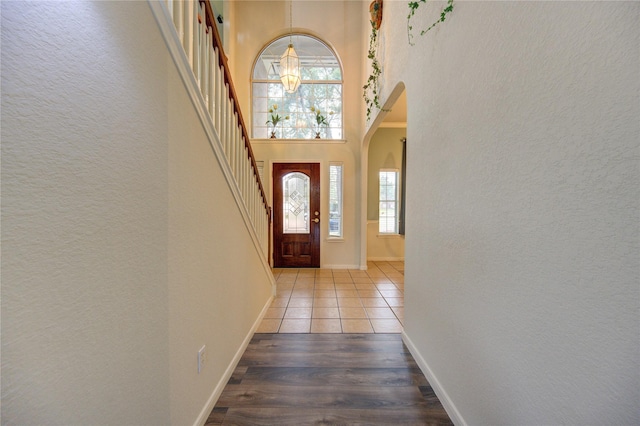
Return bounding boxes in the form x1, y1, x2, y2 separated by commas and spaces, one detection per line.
258, 261, 404, 333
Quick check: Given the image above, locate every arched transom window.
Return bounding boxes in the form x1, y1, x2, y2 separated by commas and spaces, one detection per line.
252, 34, 343, 140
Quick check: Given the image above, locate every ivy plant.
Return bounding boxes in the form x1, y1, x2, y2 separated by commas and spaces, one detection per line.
363, 26, 383, 122
407, 0, 454, 45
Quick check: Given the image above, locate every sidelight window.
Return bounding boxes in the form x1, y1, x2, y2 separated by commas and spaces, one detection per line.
379, 170, 399, 234
329, 163, 343, 238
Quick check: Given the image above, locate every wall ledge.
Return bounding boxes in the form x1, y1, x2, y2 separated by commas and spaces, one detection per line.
252, 138, 347, 145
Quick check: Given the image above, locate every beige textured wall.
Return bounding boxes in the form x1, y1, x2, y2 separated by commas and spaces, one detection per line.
372, 1, 640, 424
1, 2, 274, 424
1, 3, 171, 423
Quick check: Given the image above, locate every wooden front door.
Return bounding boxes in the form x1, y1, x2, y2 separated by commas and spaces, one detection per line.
273, 163, 320, 268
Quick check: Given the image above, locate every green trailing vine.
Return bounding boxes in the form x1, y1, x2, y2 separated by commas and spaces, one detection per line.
407, 0, 454, 45
363, 25, 382, 122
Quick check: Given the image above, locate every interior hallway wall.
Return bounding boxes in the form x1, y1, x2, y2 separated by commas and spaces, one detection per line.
1, 2, 273, 424
372, 1, 640, 424
1, 3, 171, 423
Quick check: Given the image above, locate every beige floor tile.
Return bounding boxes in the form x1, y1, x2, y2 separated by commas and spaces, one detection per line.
337, 297, 363, 308
315, 282, 335, 289
370, 277, 393, 284
365, 307, 396, 319
288, 298, 313, 308
277, 282, 294, 290
293, 282, 314, 290
276, 289, 292, 298
279, 319, 311, 333
341, 319, 374, 333
357, 290, 382, 298
380, 289, 403, 298
385, 297, 404, 307
271, 297, 290, 308
335, 283, 357, 290
336, 290, 359, 298
361, 297, 389, 308
265, 307, 286, 318
370, 318, 403, 333
312, 307, 340, 318
365, 268, 386, 277
311, 319, 342, 333
339, 307, 367, 318
314, 289, 336, 298
314, 298, 338, 308
391, 307, 404, 320
270, 263, 403, 334
355, 283, 376, 290
377, 265, 395, 272
256, 319, 281, 333
284, 307, 312, 318
374, 283, 398, 290
291, 289, 314, 298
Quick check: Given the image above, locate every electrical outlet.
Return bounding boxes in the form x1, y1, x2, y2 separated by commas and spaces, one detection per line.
198, 345, 206, 374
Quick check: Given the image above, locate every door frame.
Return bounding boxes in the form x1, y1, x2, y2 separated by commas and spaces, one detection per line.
270, 160, 323, 268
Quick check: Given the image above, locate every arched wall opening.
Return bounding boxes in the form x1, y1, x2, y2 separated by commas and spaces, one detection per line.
360, 82, 407, 268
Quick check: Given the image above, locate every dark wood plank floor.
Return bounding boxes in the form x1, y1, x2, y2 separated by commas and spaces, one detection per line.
206, 333, 452, 425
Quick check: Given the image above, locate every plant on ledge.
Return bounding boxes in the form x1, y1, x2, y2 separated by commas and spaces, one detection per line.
310, 106, 334, 139
407, 0, 454, 46
265, 104, 289, 138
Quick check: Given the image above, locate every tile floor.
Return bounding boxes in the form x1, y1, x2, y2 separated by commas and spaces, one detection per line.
257, 261, 404, 334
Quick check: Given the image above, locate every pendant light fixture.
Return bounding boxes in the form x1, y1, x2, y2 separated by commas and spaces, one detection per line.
279, 1, 301, 93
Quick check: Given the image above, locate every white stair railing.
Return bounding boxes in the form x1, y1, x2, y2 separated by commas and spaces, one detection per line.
151, 0, 271, 262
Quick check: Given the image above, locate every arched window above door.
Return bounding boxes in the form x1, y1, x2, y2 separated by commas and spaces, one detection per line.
252, 34, 343, 140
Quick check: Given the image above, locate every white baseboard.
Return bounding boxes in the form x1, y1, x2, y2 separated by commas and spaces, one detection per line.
401, 331, 467, 426
193, 295, 274, 426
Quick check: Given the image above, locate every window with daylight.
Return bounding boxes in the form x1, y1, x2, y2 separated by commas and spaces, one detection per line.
329, 163, 343, 238
379, 170, 399, 234
252, 34, 343, 139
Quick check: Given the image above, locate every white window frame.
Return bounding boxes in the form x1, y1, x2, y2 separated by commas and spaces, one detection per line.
328, 162, 343, 238
251, 34, 343, 140
378, 169, 400, 234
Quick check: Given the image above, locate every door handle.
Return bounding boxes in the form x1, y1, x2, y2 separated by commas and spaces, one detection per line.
313, 218, 319, 223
